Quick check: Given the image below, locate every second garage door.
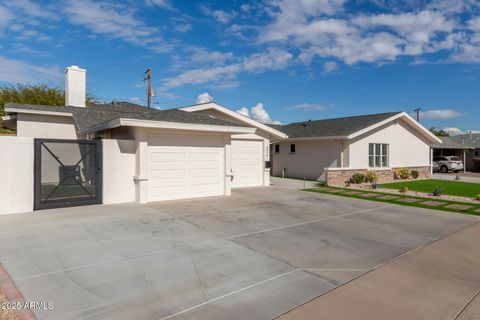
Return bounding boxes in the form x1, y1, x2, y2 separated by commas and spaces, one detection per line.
231, 139, 263, 188
148, 133, 225, 202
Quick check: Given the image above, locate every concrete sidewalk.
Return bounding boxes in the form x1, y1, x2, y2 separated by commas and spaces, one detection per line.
277, 222, 480, 320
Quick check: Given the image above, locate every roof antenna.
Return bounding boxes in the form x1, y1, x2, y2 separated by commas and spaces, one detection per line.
144, 67, 151, 111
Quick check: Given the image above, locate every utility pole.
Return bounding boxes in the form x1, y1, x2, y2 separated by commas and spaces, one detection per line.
144, 67, 151, 110
414, 107, 421, 122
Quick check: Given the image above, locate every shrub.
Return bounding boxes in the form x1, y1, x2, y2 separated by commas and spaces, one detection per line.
371, 181, 379, 190
349, 173, 366, 184
399, 186, 409, 194
365, 171, 378, 183
395, 167, 410, 180
432, 186, 443, 197
344, 180, 351, 187
475, 194, 480, 201
410, 170, 419, 179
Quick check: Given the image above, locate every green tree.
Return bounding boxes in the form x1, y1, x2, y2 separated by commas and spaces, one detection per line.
429, 127, 450, 137
0, 84, 94, 134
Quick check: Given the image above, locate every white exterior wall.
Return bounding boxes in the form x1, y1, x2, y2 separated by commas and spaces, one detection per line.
16, 113, 80, 139
190, 109, 271, 186
102, 139, 136, 204
348, 119, 431, 168
0, 137, 34, 214
272, 139, 344, 181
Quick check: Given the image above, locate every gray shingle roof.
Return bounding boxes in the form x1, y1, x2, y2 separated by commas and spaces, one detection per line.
271, 112, 402, 138
5, 102, 247, 133
450, 134, 480, 148
433, 136, 475, 149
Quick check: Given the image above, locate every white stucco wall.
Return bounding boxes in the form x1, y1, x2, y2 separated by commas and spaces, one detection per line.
272, 139, 344, 181
102, 139, 137, 204
191, 109, 271, 186
0, 137, 34, 214
348, 119, 431, 168
16, 113, 80, 139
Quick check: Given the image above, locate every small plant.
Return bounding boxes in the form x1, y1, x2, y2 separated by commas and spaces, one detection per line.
365, 171, 378, 183
371, 180, 379, 190
349, 173, 366, 184
475, 194, 480, 201
410, 170, 419, 179
395, 167, 410, 180
344, 180, 351, 187
399, 186, 409, 196
455, 175, 461, 181
432, 186, 444, 197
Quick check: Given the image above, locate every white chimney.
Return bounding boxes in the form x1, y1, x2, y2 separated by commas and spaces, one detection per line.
65, 65, 86, 107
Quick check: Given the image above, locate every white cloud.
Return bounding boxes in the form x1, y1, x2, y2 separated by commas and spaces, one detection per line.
443, 127, 463, 135
195, 92, 214, 104
0, 6, 14, 28
186, 46, 234, 65
0, 55, 62, 83
145, 0, 175, 11
251, 103, 281, 124
201, 6, 236, 24
443, 127, 480, 135
65, 0, 172, 53
323, 61, 338, 73
290, 103, 334, 111
420, 109, 465, 119
175, 23, 192, 33
3, 0, 54, 19
235, 104, 280, 124
163, 49, 293, 89
236, 107, 249, 117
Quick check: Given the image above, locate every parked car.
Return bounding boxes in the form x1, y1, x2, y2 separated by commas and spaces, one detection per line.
433, 156, 464, 173
432, 161, 440, 172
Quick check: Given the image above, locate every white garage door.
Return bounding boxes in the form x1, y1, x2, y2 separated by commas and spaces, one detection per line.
231, 139, 263, 188
148, 133, 225, 202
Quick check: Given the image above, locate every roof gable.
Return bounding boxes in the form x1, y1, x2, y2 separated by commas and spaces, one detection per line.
180, 102, 287, 140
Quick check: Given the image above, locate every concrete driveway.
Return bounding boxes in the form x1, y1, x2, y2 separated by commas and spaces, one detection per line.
0, 186, 477, 320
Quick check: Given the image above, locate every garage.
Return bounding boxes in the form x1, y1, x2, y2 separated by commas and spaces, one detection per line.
148, 133, 225, 201
231, 139, 263, 188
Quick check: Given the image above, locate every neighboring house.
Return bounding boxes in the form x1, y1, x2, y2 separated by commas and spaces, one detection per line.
270, 112, 441, 185
431, 136, 474, 172
450, 134, 480, 172
0, 66, 286, 214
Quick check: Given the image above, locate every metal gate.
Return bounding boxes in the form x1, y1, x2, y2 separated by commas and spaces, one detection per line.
34, 139, 102, 210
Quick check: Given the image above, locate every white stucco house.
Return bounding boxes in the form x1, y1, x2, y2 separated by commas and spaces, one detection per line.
270, 112, 441, 185
0, 66, 286, 214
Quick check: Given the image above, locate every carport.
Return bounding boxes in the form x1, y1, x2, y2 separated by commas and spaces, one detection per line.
432, 136, 474, 172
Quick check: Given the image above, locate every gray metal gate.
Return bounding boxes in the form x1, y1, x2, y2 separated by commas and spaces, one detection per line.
34, 139, 102, 210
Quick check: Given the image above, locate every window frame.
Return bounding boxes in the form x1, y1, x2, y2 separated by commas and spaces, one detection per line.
368, 143, 389, 168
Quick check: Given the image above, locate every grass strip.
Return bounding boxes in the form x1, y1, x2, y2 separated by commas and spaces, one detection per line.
305, 187, 480, 216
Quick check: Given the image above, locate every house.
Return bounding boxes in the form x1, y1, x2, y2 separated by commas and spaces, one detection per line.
270, 112, 441, 185
431, 136, 474, 172
0, 66, 286, 214
450, 134, 480, 172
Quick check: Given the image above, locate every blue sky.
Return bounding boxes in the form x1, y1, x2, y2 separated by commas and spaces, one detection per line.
0, 0, 479, 134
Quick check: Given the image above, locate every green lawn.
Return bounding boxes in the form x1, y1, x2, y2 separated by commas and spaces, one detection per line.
381, 179, 480, 198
